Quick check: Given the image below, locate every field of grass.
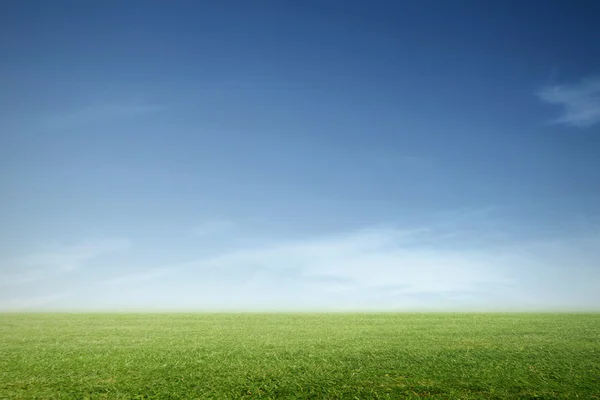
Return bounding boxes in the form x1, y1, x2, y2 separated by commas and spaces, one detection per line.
1, 313, 599, 399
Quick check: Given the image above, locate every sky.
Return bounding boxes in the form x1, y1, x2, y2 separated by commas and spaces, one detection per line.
1, 0, 600, 311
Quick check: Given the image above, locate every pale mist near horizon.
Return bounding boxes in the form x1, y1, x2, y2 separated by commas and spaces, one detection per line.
1, 1, 599, 311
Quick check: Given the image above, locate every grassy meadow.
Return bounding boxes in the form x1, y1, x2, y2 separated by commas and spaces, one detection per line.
1, 313, 599, 399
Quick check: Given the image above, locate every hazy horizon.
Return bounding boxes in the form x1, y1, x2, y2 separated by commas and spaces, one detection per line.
2, 1, 600, 312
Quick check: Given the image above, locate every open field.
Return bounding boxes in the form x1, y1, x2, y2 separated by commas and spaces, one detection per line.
1, 313, 599, 399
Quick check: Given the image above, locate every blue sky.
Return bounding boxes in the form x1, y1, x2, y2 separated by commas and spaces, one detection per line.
1, 0, 600, 311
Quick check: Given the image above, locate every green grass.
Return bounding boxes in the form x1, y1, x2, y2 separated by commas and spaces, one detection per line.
1, 313, 599, 399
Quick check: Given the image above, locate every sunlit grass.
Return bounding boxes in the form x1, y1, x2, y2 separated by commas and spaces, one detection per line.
1, 313, 599, 399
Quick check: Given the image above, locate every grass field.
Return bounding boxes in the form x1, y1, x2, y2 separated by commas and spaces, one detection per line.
1, 313, 599, 399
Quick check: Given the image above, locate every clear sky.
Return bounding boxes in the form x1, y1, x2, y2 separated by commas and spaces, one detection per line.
1, 0, 600, 311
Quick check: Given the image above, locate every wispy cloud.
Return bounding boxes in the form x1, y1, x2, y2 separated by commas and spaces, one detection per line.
89, 224, 600, 311
8, 222, 598, 311
18, 239, 132, 272
538, 76, 600, 128
179, 227, 518, 309
0, 239, 131, 287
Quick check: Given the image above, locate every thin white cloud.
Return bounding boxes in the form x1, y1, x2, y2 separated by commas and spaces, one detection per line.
11, 223, 599, 311
186, 227, 516, 298
0, 269, 47, 287
18, 239, 132, 272
538, 76, 600, 127
90, 225, 597, 311
0, 239, 131, 286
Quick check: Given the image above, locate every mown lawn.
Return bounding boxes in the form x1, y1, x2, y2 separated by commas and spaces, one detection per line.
1, 313, 599, 399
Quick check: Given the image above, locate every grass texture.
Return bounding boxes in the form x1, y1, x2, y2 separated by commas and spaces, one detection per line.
1, 313, 599, 399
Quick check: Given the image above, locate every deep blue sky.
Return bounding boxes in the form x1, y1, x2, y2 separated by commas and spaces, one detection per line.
1, 1, 599, 310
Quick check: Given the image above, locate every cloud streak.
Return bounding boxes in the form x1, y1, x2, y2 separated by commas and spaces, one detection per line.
0, 239, 131, 287
177, 228, 517, 309
3, 224, 599, 311
538, 76, 600, 128
81, 225, 600, 311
